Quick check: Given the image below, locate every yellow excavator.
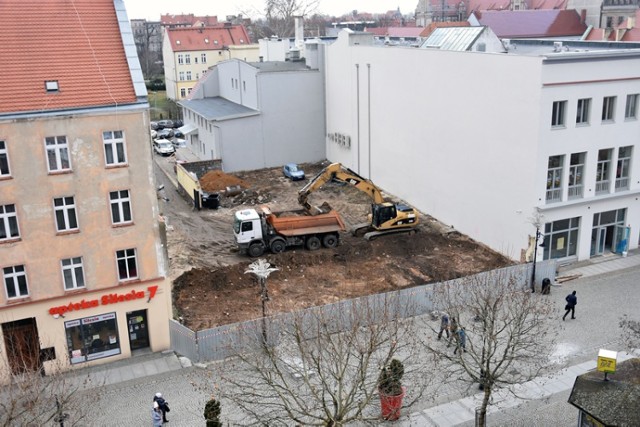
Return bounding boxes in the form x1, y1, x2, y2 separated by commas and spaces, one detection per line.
298, 163, 419, 240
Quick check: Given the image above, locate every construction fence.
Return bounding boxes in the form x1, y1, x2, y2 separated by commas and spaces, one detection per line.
169, 260, 557, 363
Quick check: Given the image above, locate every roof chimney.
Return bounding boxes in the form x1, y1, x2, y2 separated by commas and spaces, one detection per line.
294, 15, 304, 50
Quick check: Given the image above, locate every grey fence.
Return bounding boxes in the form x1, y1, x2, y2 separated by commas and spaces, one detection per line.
170, 260, 556, 363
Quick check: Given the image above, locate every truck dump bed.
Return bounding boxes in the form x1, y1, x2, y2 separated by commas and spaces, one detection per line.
264, 208, 346, 237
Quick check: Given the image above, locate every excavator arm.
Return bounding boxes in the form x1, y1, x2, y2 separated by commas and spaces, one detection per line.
298, 163, 385, 214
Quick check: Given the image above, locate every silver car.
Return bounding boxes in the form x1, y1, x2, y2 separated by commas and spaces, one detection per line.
153, 139, 175, 156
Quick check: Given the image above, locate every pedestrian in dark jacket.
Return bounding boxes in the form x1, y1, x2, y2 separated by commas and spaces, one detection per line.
447, 317, 459, 347
437, 314, 450, 339
563, 291, 577, 321
153, 393, 169, 423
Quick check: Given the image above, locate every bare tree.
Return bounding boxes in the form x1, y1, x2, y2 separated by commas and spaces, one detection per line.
264, 0, 320, 37
215, 295, 432, 425
0, 334, 104, 426
424, 269, 559, 426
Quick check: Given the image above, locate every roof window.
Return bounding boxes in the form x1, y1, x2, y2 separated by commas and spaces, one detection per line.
214, 40, 218, 45
45, 80, 59, 92
240, 39, 244, 43
205, 38, 209, 43
176, 40, 181, 45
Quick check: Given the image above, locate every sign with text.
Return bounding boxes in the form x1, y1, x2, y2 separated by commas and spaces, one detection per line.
49, 285, 158, 316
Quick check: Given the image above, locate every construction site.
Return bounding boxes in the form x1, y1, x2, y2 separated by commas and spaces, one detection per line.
156, 160, 514, 331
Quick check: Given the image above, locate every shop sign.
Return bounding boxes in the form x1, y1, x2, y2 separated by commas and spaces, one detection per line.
49, 285, 158, 316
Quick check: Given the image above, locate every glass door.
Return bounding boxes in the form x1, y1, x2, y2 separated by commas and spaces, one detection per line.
127, 310, 149, 351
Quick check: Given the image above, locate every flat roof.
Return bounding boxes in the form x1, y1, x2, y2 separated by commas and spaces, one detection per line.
178, 97, 259, 121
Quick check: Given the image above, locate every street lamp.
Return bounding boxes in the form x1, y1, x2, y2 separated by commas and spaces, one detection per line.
529, 211, 545, 293
244, 259, 279, 346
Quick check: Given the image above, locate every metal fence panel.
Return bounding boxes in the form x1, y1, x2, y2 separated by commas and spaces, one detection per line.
172, 260, 557, 363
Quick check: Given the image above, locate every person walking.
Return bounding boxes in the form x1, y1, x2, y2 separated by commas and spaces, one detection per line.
447, 317, 459, 348
152, 402, 163, 427
453, 328, 467, 354
437, 313, 450, 340
563, 291, 577, 320
153, 392, 170, 423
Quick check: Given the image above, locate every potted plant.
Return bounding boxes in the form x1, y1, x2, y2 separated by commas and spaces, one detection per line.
378, 358, 406, 420
203, 397, 222, 427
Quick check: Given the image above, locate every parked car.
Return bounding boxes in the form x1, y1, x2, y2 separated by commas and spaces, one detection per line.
150, 129, 158, 139
157, 128, 174, 139
283, 163, 305, 181
157, 119, 174, 129
172, 119, 184, 128
150, 121, 159, 130
173, 130, 184, 139
153, 139, 175, 156
172, 137, 186, 149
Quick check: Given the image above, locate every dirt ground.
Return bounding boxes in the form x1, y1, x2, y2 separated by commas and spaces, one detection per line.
155, 160, 513, 331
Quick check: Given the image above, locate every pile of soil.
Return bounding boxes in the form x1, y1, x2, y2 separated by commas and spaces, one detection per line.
200, 170, 248, 193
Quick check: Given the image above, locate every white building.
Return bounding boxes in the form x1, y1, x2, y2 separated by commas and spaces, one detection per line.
324, 30, 640, 263
177, 48, 326, 172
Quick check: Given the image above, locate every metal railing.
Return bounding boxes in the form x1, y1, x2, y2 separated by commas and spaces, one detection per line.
615, 177, 629, 191
546, 189, 562, 203
595, 180, 610, 195
567, 185, 583, 199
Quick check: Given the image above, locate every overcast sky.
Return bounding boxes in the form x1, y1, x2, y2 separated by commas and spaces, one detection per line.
123, 0, 418, 21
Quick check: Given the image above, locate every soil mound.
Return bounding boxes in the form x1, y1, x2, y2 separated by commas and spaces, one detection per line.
200, 170, 248, 193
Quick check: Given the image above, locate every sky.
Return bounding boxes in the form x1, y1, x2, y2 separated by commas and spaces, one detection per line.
124, 0, 418, 21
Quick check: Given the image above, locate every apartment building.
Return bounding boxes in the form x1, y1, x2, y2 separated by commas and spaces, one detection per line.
163, 25, 257, 100
324, 31, 640, 263
0, 0, 171, 379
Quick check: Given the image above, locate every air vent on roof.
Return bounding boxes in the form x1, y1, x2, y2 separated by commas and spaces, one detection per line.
45, 81, 59, 92
176, 40, 181, 45
205, 38, 209, 43
214, 40, 218, 44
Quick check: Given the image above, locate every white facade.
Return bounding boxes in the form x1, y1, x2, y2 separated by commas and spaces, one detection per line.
324, 30, 640, 262
179, 53, 326, 172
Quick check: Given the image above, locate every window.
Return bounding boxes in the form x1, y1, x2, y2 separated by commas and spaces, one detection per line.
576, 98, 590, 125
596, 149, 612, 195
546, 155, 564, 202
65, 313, 121, 364
177, 54, 184, 64
3, 265, 28, 299
186, 71, 192, 80
116, 248, 138, 281
543, 217, 579, 260
45, 80, 59, 92
551, 101, 566, 127
54, 196, 78, 232
45, 136, 71, 172
185, 54, 191, 64
187, 87, 192, 95
0, 140, 10, 176
568, 152, 585, 200
179, 72, 185, 81
110, 190, 132, 224
103, 131, 126, 166
194, 57, 198, 64
625, 94, 638, 119
0, 204, 20, 241
61, 257, 85, 290
602, 96, 616, 121
201, 53, 207, 63
180, 88, 186, 97
616, 146, 632, 191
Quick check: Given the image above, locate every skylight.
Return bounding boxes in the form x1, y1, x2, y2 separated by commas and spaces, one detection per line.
45, 80, 59, 92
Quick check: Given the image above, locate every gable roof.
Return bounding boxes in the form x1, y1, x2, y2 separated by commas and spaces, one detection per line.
166, 26, 251, 52
473, 10, 586, 38
0, 0, 138, 115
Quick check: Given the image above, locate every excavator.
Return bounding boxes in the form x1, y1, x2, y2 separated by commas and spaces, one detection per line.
298, 163, 419, 240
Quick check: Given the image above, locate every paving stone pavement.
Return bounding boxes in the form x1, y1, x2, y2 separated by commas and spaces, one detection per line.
72, 251, 639, 426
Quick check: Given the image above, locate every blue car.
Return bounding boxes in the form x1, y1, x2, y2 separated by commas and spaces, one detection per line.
283, 163, 305, 181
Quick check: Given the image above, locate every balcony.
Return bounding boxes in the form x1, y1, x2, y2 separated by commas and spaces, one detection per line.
568, 185, 583, 200
615, 177, 629, 191
595, 180, 610, 195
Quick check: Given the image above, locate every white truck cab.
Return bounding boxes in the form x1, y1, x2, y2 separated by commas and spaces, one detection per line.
233, 209, 263, 246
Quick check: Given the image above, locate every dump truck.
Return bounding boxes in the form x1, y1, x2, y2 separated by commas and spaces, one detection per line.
233, 206, 346, 257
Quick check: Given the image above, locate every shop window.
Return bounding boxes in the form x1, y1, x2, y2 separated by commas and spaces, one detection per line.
65, 312, 121, 364
543, 217, 580, 260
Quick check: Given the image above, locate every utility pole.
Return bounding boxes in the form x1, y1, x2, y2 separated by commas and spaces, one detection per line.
244, 259, 279, 346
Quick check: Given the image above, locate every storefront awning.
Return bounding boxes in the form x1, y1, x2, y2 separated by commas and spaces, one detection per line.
179, 123, 198, 135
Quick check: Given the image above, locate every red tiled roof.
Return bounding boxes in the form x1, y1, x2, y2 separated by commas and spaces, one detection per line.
364, 27, 424, 37
621, 28, 640, 41
431, 0, 567, 16
0, 0, 137, 114
474, 10, 586, 38
161, 14, 219, 27
166, 25, 251, 51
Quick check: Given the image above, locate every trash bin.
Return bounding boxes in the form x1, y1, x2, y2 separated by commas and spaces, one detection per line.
541, 278, 551, 295
201, 191, 220, 209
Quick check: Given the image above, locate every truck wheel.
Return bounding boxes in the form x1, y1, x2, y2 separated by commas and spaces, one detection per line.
306, 236, 321, 251
322, 233, 338, 248
248, 243, 265, 257
270, 239, 286, 254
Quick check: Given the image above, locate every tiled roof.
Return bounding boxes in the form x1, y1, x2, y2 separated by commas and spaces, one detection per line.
161, 14, 219, 27
426, 0, 567, 16
420, 21, 471, 38
166, 26, 251, 51
474, 10, 586, 38
364, 27, 424, 37
0, 0, 137, 114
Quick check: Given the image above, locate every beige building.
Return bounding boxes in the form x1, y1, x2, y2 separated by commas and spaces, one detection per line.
163, 24, 258, 100
0, 0, 171, 380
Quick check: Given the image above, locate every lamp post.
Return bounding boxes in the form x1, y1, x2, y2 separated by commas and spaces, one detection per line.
244, 259, 279, 346
531, 227, 541, 293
